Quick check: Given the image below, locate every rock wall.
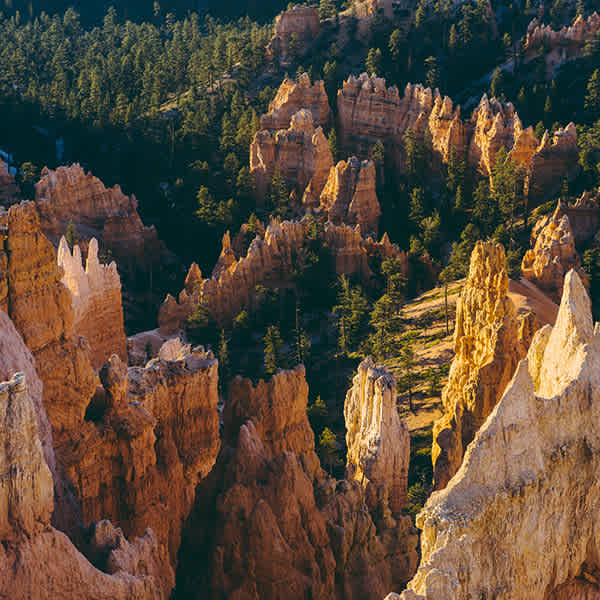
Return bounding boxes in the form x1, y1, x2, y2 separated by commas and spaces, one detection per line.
556, 192, 600, 243
344, 358, 410, 517
260, 73, 331, 131
336, 73, 577, 202
58, 236, 127, 369
319, 157, 381, 234
251, 109, 333, 200
522, 205, 582, 302
432, 242, 529, 490
177, 365, 418, 600
0, 372, 172, 600
266, 5, 321, 65
0, 159, 18, 203
396, 270, 600, 600
158, 218, 407, 332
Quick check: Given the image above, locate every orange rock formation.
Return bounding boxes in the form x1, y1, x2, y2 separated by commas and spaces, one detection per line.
177, 365, 418, 599
251, 109, 333, 200
432, 242, 531, 489
58, 236, 127, 369
318, 157, 382, 234
0, 158, 18, 203
266, 5, 321, 65
260, 73, 331, 131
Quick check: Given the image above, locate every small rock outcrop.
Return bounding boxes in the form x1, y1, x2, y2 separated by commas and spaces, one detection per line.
177, 366, 418, 600
260, 73, 331, 131
396, 271, 600, 600
58, 236, 127, 369
522, 205, 582, 302
251, 109, 333, 200
266, 5, 321, 66
345, 358, 410, 517
0, 159, 18, 203
318, 157, 381, 234
432, 242, 529, 490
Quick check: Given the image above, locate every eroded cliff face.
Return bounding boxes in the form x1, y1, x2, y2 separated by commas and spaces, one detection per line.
177, 365, 418, 600
158, 218, 408, 332
345, 358, 410, 518
0, 372, 171, 600
251, 109, 334, 200
266, 5, 321, 65
396, 270, 600, 600
0, 159, 18, 203
335, 73, 577, 202
522, 205, 582, 302
432, 242, 529, 490
35, 164, 162, 274
58, 236, 128, 369
260, 73, 331, 131
319, 157, 381, 234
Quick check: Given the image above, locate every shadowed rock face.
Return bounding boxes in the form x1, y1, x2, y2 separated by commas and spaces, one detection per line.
394, 270, 600, 600
432, 242, 530, 490
177, 365, 418, 600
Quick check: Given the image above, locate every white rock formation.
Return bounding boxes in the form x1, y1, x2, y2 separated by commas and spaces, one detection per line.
345, 357, 410, 517
394, 270, 600, 600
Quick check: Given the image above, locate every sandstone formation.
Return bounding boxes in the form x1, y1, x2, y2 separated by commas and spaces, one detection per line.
0, 158, 18, 203
58, 236, 127, 369
177, 365, 418, 600
266, 5, 321, 65
522, 205, 582, 302
556, 191, 600, 242
336, 74, 577, 202
260, 73, 331, 131
0, 372, 171, 600
345, 358, 410, 517
158, 218, 408, 332
396, 270, 600, 600
524, 12, 600, 74
35, 164, 162, 273
432, 242, 529, 490
318, 157, 381, 234
251, 109, 333, 200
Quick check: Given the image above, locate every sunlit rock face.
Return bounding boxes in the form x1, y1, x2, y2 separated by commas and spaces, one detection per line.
394, 270, 600, 600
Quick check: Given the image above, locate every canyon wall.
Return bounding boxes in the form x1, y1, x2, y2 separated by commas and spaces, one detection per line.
396, 270, 600, 600
251, 109, 333, 200
556, 192, 600, 243
432, 242, 529, 490
345, 358, 410, 517
266, 5, 321, 65
319, 157, 381, 234
522, 205, 582, 302
177, 365, 418, 600
58, 236, 127, 369
260, 73, 331, 131
0, 372, 171, 599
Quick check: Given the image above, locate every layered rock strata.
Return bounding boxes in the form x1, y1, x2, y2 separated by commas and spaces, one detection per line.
345, 358, 410, 517
177, 366, 418, 600
432, 242, 529, 490
251, 109, 333, 200
336, 73, 577, 202
158, 218, 408, 332
0, 372, 171, 599
522, 205, 582, 302
58, 236, 127, 369
318, 157, 381, 234
260, 73, 331, 131
266, 5, 321, 65
396, 270, 600, 600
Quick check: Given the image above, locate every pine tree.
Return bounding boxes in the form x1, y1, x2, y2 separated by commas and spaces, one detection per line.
294, 304, 311, 365
365, 47, 382, 75
217, 329, 230, 388
585, 69, 600, 120
264, 325, 285, 377
65, 219, 79, 249
328, 128, 339, 162
319, 427, 340, 474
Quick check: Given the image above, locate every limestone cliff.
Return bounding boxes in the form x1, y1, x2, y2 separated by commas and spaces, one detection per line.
58, 236, 128, 369
266, 5, 321, 65
260, 73, 331, 131
345, 358, 410, 517
432, 242, 529, 490
0, 372, 171, 600
522, 205, 582, 302
319, 157, 381, 234
251, 109, 333, 200
177, 366, 418, 600
396, 270, 600, 600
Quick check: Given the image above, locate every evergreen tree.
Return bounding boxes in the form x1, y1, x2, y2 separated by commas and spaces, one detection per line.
318, 427, 340, 474
264, 324, 285, 377
585, 69, 600, 121
365, 47, 383, 75
65, 219, 79, 249
328, 128, 339, 162
217, 329, 230, 389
